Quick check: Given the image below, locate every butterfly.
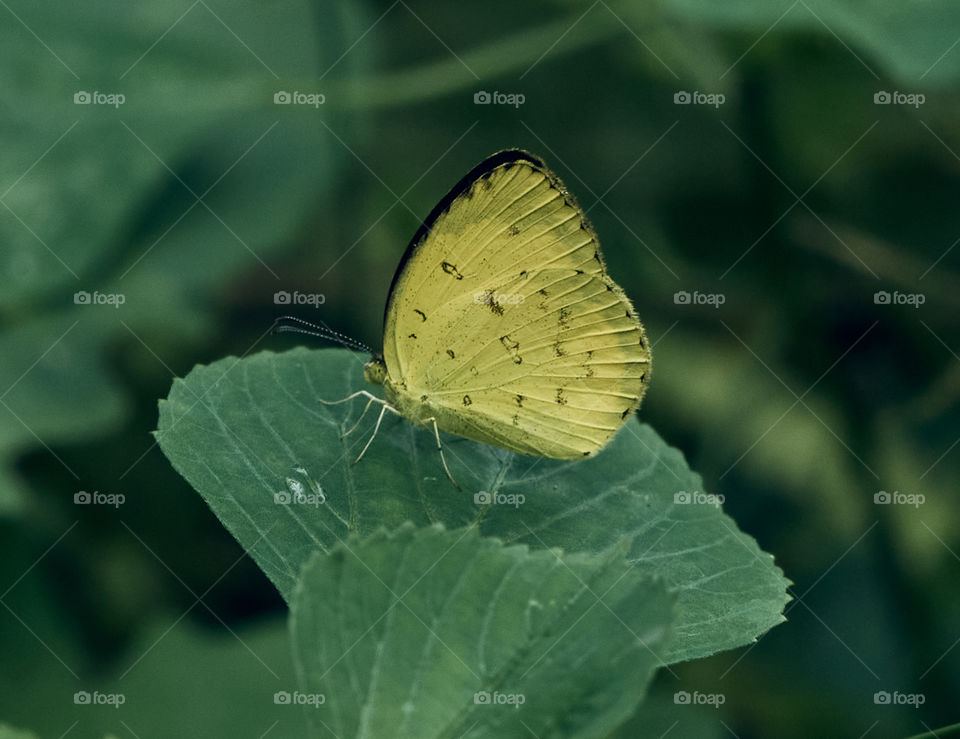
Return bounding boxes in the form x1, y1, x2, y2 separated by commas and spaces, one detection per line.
278, 150, 651, 489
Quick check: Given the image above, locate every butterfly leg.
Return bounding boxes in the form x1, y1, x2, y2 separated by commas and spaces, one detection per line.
425, 417, 462, 492
318, 390, 385, 438
342, 394, 384, 438
351, 401, 401, 467
317, 389, 380, 406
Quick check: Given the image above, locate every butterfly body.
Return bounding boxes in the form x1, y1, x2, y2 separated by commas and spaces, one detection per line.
364, 149, 651, 460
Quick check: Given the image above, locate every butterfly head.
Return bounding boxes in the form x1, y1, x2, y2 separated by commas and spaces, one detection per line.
364, 355, 387, 386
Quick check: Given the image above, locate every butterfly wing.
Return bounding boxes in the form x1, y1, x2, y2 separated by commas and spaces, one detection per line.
383, 150, 650, 458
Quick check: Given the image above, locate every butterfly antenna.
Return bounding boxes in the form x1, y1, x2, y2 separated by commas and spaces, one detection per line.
273, 316, 374, 354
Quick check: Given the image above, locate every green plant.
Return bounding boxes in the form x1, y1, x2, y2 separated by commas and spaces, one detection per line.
154, 347, 788, 737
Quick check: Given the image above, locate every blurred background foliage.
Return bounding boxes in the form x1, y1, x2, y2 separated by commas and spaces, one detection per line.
1, 0, 958, 736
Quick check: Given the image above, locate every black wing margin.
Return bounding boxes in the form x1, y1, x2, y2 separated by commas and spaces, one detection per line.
383, 149, 548, 326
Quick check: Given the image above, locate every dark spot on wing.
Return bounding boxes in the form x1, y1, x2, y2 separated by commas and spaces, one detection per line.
556, 388, 567, 405
519, 270, 527, 277
583, 451, 590, 457
480, 291, 504, 316
512, 413, 520, 426
508, 224, 520, 236
515, 394, 524, 407
621, 407, 631, 419
500, 334, 522, 364
441, 262, 464, 280
575, 269, 584, 275
420, 394, 428, 402
537, 288, 548, 296
558, 306, 571, 328
481, 177, 494, 190
408, 333, 417, 339
554, 342, 566, 357
463, 395, 472, 406
414, 309, 427, 322
446, 349, 455, 359
638, 335, 645, 348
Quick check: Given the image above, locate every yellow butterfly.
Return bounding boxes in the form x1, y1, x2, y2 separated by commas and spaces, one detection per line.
280, 150, 650, 488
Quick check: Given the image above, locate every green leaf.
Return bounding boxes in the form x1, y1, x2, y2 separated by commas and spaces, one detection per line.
1, 0, 353, 309
291, 524, 674, 739
0, 614, 304, 739
157, 348, 789, 664
0, 0, 365, 511
0, 725, 41, 739
0, 317, 124, 513
615, 0, 960, 85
